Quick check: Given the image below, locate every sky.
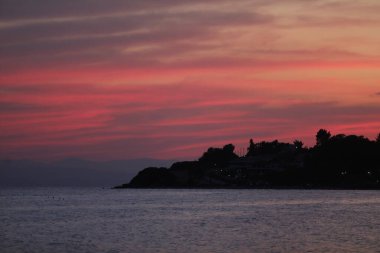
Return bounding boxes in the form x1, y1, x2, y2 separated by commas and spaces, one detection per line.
1, 0, 380, 161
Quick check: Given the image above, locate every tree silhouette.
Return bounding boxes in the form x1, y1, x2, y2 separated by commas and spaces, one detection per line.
316, 129, 331, 146
246, 138, 255, 156
199, 144, 238, 167
223, 144, 235, 153
376, 133, 380, 143
293, 139, 304, 150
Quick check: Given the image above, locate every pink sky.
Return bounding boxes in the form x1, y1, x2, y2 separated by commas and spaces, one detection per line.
1, 0, 380, 160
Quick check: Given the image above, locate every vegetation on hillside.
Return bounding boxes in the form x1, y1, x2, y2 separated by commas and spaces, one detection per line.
115, 129, 380, 189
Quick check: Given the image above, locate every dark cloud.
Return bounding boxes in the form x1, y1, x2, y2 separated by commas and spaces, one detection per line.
0, 6, 272, 71
3, 0, 378, 72
0, 0, 281, 21
0, 0, 210, 20
0, 102, 47, 112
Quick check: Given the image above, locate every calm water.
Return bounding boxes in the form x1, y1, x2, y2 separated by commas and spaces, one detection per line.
0, 188, 379, 253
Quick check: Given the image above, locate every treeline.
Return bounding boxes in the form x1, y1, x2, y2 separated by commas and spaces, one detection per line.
115, 130, 380, 189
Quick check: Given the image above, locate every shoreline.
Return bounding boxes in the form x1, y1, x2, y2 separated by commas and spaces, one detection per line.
113, 185, 380, 190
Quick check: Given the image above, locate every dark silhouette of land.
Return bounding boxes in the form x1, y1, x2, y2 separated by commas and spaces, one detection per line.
0, 158, 174, 187
115, 130, 380, 189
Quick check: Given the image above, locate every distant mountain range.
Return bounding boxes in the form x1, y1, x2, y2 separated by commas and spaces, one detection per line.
0, 158, 175, 187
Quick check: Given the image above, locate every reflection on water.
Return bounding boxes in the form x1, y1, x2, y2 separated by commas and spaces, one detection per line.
1, 188, 379, 253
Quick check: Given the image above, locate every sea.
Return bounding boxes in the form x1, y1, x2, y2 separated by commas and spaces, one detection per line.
0, 188, 379, 253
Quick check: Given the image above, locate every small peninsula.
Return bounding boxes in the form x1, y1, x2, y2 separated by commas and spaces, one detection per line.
115, 129, 380, 189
